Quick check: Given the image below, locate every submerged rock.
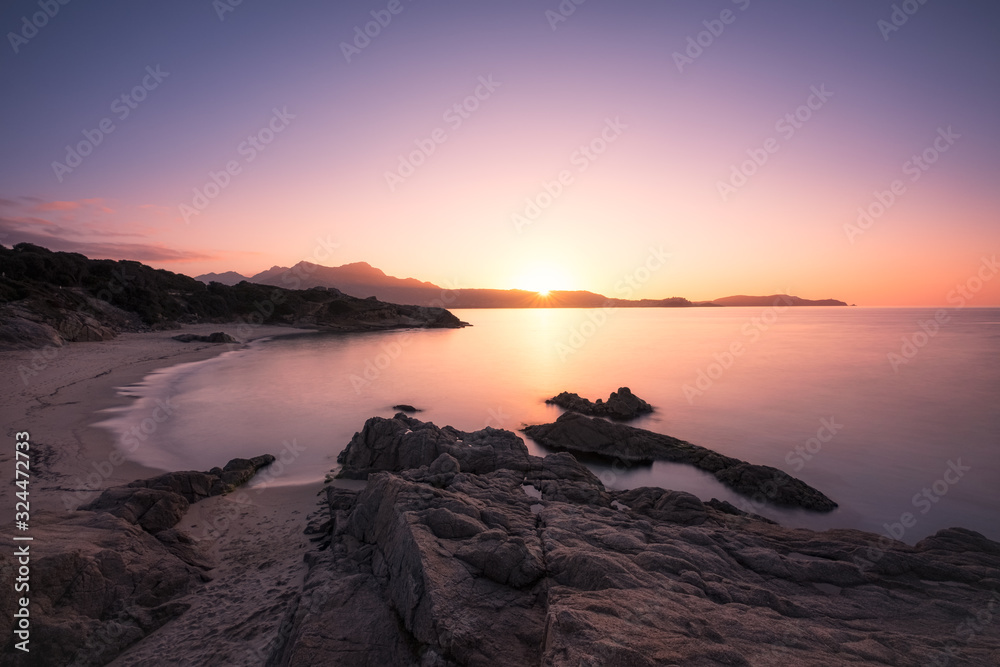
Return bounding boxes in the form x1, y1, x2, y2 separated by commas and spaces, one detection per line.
392, 404, 420, 412
272, 417, 1000, 666
524, 411, 837, 512
546, 386, 653, 420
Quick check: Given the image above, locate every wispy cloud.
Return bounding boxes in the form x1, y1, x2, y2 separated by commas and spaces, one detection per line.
35, 200, 81, 211
0, 217, 219, 262
0, 196, 214, 263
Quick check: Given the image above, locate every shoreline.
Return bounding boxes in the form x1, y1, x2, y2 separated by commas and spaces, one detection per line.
0, 323, 336, 663
3, 320, 999, 664
0, 323, 316, 514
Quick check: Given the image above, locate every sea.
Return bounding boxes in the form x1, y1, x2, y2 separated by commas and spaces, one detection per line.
96, 307, 1000, 544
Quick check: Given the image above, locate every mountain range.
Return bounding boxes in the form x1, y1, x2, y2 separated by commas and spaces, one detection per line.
194, 261, 849, 308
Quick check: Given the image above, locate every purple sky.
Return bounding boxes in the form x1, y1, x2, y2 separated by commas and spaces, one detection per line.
1, 0, 999, 304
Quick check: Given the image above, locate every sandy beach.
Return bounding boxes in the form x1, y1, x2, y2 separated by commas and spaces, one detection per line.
0, 324, 318, 511
1, 325, 327, 664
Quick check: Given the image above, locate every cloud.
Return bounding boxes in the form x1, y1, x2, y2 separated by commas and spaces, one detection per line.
0, 217, 220, 262
35, 200, 82, 211
0, 196, 218, 263
31, 197, 115, 214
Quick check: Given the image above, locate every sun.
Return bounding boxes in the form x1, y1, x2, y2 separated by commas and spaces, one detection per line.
515, 265, 571, 295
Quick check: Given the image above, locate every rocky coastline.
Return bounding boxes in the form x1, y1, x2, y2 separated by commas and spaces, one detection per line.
285, 414, 1000, 665
0, 457, 275, 666
3, 414, 999, 664
0, 244, 468, 351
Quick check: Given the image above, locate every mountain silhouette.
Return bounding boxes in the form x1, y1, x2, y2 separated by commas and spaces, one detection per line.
196, 262, 846, 308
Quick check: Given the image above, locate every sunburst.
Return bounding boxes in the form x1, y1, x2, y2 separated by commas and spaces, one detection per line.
516, 265, 571, 295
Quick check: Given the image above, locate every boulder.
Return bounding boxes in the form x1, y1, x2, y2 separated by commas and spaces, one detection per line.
336, 414, 537, 479
546, 386, 653, 420
78, 487, 189, 534
81, 456, 276, 526
171, 332, 239, 344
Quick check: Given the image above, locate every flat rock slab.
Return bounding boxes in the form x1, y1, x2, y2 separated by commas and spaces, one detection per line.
524, 411, 837, 512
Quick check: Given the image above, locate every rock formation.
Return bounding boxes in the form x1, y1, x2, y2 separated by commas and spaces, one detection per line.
524, 411, 837, 512
272, 415, 1000, 665
7, 417, 999, 665
0, 456, 274, 666
172, 332, 239, 344
546, 386, 653, 420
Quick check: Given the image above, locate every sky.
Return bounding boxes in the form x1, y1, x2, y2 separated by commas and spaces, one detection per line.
1, 0, 998, 305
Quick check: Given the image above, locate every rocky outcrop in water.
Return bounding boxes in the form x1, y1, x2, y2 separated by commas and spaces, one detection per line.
524, 411, 837, 512
274, 415, 1000, 666
546, 386, 653, 420
0, 456, 274, 666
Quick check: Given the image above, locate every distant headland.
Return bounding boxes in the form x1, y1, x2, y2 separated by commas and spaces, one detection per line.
195, 260, 848, 309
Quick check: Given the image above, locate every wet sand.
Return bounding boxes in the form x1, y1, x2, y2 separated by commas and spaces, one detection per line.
0, 324, 327, 664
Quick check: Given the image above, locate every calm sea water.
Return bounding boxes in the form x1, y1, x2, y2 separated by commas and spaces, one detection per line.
97, 307, 1000, 543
